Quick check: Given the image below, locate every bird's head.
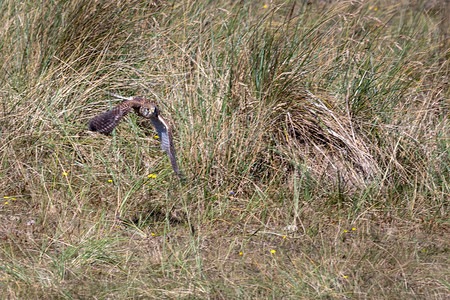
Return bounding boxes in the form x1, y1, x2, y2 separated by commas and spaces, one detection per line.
139, 104, 158, 118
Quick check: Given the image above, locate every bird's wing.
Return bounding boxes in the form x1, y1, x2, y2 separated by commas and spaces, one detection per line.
88, 101, 139, 135
150, 115, 183, 179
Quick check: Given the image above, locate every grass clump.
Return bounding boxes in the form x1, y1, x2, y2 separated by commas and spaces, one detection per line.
0, 0, 448, 298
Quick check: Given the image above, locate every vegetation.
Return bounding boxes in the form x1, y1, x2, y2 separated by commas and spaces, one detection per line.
0, 0, 448, 298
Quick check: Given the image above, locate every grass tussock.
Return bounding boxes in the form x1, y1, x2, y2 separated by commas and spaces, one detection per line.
0, 0, 448, 298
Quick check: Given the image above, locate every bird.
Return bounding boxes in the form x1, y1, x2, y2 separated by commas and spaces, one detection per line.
88, 95, 183, 179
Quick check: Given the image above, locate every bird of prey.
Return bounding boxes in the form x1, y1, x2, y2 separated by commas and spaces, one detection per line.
88, 96, 183, 179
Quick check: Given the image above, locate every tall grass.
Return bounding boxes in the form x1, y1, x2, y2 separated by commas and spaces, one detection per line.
0, 0, 448, 298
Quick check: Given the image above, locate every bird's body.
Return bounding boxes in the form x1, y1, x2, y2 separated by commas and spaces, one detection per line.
89, 96, 183, 179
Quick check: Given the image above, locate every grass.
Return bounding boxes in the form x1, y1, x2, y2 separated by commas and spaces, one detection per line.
0, 0, 448, 298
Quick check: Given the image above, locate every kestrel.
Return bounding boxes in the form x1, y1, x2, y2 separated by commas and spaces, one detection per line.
88, 96, 183, 179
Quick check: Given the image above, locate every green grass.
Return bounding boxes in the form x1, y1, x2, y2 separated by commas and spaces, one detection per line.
0, 0, 448, 298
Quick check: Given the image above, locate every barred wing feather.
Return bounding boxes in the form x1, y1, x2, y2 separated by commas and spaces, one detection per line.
151, 115, 183, 179
88, 105, 129, 135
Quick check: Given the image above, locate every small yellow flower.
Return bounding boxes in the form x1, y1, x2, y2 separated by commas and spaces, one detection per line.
343, 275, 348, 279
108, 179, 113, 182
352, 228, 356, 231
4, 202, 8, 205
374, 7, 378, 11
148, 174, 157, 178
12, 198, 16, 201
239, 252, 243, 256
62, 172, 68, 176
263, 5, 268, 9
422, 249, 426, 252
369, 6, 373, 10
151, 233, 155, 236
344, 230, 348, 233
270, 250, 276, 254
154, 135, 159, 139
282, 235, 286, 239
4, 196, 9, 199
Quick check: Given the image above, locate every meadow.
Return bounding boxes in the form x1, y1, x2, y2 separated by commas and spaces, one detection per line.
0, 0, 448, 298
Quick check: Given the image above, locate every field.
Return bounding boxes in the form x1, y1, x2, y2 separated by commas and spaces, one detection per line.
0, 0, 448, 298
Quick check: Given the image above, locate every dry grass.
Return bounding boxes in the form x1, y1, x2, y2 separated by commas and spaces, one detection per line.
0, 0, 448, 298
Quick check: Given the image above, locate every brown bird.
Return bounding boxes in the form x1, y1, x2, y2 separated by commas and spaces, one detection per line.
89, 96, 183, 179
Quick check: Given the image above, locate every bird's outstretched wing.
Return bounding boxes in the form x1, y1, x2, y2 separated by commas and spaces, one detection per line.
88, 102, 133, 135
150, 115, 183, 180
